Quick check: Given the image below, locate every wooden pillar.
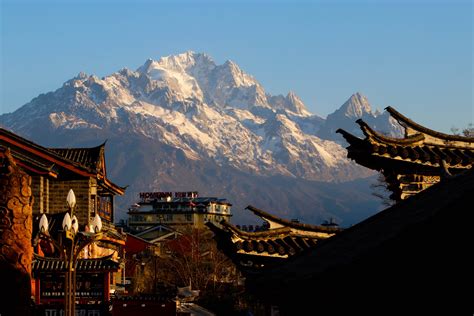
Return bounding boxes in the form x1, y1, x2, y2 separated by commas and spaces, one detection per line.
45, 177, 49, 213
34, 276, 41, 304
110, 195, 114, 223
104, 272, 111, 301
39, 176, 44, 213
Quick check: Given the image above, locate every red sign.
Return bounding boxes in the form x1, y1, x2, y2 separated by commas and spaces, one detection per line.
139, 192, 172, 200
139, 192, 198, 200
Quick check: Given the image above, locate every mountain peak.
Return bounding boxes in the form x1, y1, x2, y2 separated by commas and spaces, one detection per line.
163, 51, 196, 65
137, 58, 155, 73
285, 91, 310, 116
75, 72, 88, 80
319, 92, 403, 143
339, 92, 372, 118
137, 52, 210, 73
224, 59, 237, 67
222, 60, 243, 75
161, 51, 215, 70
287, 91, 297, 98
286, 91, 300, 102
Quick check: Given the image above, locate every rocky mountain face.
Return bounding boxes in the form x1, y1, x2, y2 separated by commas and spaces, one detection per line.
0, 51, 400, 225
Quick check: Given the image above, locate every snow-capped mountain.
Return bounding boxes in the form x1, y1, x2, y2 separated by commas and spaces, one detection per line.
0, 51, 395, 181
318, 92, 404, 143
0, 51, 400, 224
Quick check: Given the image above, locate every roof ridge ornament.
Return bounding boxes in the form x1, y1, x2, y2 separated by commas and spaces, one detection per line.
245, 205, 343, 233
353, 119, 425, 146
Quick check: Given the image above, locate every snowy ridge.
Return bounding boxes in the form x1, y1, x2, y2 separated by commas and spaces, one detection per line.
0, 51, 401, 182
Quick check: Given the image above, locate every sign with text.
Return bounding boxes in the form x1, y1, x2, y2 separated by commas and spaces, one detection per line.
139, 191, 198, 201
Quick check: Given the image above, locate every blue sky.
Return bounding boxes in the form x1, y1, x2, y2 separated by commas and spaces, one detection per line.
1, 0, 472, 133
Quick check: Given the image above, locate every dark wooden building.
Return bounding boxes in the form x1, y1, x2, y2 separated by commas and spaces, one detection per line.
336, 106, 474, 200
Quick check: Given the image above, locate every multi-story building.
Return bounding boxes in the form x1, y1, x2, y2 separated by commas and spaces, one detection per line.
127, 191, 232, 231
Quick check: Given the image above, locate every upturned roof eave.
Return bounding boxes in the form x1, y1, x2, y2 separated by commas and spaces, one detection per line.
246, 205, 343, 233
355, 119, 425, 146
220, 220, 292, 238
386, 106, 474, 143
0, 129, 96, 177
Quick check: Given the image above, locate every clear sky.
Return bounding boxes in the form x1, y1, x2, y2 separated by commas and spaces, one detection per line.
1, 0, 472, 133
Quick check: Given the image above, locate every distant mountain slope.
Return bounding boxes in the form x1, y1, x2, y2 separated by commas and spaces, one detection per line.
17, 127, 380, 225
0, 51, 398, 224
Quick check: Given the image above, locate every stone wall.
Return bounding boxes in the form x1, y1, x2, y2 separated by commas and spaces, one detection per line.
48, 178, 93, 226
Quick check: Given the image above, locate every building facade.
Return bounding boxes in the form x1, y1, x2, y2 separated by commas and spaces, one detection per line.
127, 191, 232, 231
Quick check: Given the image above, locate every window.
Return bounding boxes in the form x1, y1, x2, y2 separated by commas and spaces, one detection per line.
97, 196, 112, 221
90, 194, 96, 216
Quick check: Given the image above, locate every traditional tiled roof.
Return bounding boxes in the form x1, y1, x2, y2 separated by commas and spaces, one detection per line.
32, 254, 120, 272
223, 223, 319, 257
49, 143, 105, 174
0, 128, 92, 176
337, 118, 474, 169
207, 205, 341, 274
336, 107, 474, 200
0, 128, 125, 195
208, 221, 331, 259
0, 147, 57, 177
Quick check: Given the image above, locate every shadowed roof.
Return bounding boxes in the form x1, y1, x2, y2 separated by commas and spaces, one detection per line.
0, 127, 125, 195
49, 142, 106, 174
